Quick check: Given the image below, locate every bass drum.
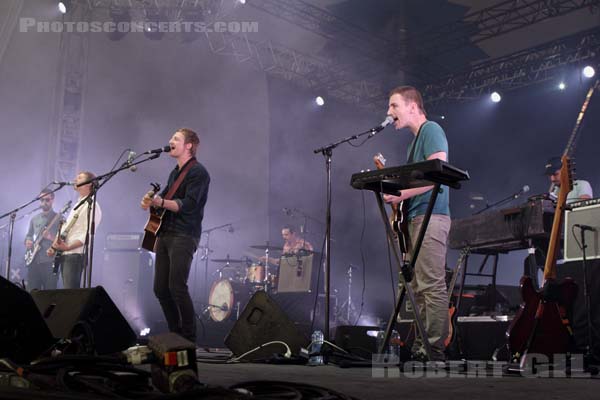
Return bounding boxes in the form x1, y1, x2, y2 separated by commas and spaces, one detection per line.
208, 279, 252, 322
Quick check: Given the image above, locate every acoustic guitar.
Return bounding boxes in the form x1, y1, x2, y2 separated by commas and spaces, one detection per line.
141, 183, 163, 252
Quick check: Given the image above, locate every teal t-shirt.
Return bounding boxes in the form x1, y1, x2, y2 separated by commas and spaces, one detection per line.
406, 120, 450, 220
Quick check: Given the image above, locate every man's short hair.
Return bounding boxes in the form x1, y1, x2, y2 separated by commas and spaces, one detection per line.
282, 225, 296, 234
177, 128, 200, 156
40, 188, 54, 199
78, 171, 96, 182
389, 86, 427, 116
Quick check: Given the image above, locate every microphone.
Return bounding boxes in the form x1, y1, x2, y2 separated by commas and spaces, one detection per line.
52, 181, 74, 186
513, 185, 530, 199
143, 145, 171, 155
282, 207, 293, 216
127, 151, 137, 172
574, 224, 597, 232
371, 116, 396, 134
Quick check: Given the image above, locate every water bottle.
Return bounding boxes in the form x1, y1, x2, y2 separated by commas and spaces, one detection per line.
376, 330, 401, 356
309, 330, 324, 365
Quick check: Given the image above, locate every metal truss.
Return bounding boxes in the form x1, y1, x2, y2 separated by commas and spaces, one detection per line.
0, 0, 24, 67
414, 0, 600, 56
423, 26, 600, 106
47, 4, 91, 185
75, 0, 232, 20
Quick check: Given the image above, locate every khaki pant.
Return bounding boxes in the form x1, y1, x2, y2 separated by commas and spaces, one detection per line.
404, 214, 451, 360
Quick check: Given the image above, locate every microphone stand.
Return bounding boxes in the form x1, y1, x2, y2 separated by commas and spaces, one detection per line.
75, 153, 162, 288
473, 189, 526, 215
0, 185, 66, 280
576, 225, 597, 367
313, 124, 384, 342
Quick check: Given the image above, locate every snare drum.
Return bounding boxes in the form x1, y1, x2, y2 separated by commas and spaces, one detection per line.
208, 279, 251, 322
246, 263, 266, 283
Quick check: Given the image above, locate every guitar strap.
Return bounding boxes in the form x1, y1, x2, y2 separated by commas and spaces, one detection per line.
163, 158, 198, 200
407, 120, 428, 164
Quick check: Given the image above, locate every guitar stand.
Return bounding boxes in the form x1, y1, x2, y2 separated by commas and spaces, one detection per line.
374, 183, 441, 361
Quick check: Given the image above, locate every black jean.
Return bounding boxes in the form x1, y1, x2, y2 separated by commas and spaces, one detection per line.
153, 233, 198, 343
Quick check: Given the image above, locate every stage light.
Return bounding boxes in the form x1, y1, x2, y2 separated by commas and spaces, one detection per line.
490, 91, 502, 103
239, 0, 246, 4
58, 1, 70, 14
315, 96, 325, 106
583, 65, 596, 79
440, 115, 446, 120
558, 82, 566, 90
140, 328, 151, 337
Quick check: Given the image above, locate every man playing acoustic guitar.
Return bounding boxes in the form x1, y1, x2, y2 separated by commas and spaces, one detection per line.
141, 128, 210, 344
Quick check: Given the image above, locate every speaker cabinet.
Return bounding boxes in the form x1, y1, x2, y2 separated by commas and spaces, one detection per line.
224, 291, 309, 361
277, 253, 317, 293
31, 286, 137, 355
102, 250, 159, 328
0, 276, 55, 363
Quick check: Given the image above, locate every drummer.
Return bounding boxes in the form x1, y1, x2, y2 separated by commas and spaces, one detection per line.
260, 225, 314, 265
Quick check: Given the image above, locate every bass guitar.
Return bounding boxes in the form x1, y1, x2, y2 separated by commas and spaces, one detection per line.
506, 79, 598, 364
24, 201, 72, 266
141, 183, 163, 252
373, 153, 411, 255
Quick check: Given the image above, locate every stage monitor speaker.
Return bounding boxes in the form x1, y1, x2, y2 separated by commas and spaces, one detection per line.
0, 276, 55, 363
277, 252, 317, 293
224, 290, 309, 361
31, 286, 137, 355
564, 203, 600, 261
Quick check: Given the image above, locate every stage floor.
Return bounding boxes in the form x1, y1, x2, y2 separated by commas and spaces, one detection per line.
195, 350, 599, 400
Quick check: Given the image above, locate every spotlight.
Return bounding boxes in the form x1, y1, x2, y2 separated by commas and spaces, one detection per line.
440, 115, 446, 120
239, 0, 247, 4
490, 91, 502, 103
140, 328, 151, 337
315, 96, 325, 106
558, 82, 566, 90
58, 1, 70, 14
582, 65, 596, 79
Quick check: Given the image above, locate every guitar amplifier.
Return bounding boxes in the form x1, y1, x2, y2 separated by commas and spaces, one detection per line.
277, 253, 317, 293
105, 232, 143, 251
564, 203, 600, 261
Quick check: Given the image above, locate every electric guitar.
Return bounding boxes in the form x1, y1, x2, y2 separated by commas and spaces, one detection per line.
141, 183, 163, 252
444, 247, 470, 349
52, 208, 80, 274
374, 153, 411, 255
24, 201, 72, 266
506, 80, 598, 363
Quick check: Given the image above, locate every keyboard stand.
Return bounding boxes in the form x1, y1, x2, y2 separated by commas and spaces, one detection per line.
374, 183, 441, 361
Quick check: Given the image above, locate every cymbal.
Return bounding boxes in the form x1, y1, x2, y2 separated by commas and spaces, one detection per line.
211, 258, 247, 263
249, 245, 283, 251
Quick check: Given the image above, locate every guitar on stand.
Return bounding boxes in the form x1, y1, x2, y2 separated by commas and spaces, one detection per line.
506, 79, 599, 370
444, 247, 470, 350
24, 201, 72, 266
141, 183, 162, 252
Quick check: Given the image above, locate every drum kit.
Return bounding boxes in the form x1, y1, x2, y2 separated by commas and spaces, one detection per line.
206, 243, 283, 322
